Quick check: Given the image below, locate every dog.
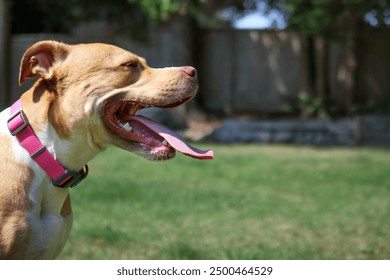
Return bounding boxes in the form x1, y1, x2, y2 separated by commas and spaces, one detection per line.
0, 40, 213, 259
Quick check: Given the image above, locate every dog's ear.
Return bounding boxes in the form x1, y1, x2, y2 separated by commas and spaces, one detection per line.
19, 40, 69, 85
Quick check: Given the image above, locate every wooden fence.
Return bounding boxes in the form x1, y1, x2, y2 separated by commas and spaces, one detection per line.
197, 30, 306, 114
197, 29, 390, 115
1, 26, 390, 115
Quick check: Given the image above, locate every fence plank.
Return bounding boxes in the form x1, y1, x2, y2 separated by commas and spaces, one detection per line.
198, 30, 234, 114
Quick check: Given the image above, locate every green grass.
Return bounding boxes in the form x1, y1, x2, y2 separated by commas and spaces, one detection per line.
59, 144, 390, 260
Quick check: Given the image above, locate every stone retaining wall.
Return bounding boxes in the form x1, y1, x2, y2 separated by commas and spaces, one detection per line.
208, 116, 390, 146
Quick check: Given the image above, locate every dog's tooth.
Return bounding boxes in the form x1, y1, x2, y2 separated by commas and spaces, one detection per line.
162, 140, 168, 146
119, 122, 133, 132
124, 122, 132, 132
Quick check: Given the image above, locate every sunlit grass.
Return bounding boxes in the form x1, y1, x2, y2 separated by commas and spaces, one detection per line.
59, 144, 390, 259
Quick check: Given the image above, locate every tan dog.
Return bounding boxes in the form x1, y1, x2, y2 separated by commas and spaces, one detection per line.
0, 41, 213, 259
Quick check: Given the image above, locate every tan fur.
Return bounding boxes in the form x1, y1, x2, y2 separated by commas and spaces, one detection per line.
0, 40, 198, 259
0, 136, 33, 259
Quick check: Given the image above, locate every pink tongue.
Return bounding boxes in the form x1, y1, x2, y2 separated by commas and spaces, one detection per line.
132, 115, 214, 160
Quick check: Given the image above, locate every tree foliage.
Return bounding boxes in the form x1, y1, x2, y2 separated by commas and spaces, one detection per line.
11, 0, 390, 34
11, 0, 254, 34
283, 0, 390, 35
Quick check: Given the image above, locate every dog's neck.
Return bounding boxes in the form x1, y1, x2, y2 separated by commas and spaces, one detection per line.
19, 82, 104, 172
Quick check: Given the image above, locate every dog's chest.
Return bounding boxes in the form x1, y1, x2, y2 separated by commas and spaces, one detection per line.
27, 207, 73, 259
0, 108, 73, 259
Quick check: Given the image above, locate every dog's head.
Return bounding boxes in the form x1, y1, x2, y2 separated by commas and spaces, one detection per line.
19, 40, 213, 161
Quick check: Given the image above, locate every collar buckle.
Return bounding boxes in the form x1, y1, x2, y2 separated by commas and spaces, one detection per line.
52, 165, 89, 188
7, 109, 29, 136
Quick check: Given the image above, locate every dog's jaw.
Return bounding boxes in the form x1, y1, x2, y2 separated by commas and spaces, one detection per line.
96, 65, 214, 161
103, 96, 195, 161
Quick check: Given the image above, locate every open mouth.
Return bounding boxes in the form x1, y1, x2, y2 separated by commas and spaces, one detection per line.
103, 99, 214, 160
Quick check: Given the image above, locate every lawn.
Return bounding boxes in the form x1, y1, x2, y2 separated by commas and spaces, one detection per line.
59, 144, 390, 260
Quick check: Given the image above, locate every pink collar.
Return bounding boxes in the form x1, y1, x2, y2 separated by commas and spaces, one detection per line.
7, 99, 88, 188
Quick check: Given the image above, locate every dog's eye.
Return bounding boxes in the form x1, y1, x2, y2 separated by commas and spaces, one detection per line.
122, 61, 139, 68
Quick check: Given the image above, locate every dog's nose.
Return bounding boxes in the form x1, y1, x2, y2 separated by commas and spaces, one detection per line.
182, 66, 197, 78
